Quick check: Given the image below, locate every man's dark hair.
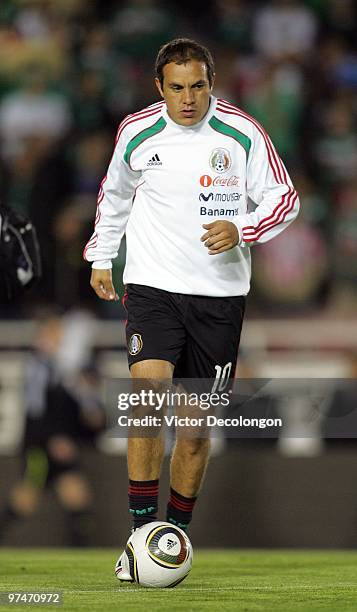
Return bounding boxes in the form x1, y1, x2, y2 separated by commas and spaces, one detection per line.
155, 38, 215, 87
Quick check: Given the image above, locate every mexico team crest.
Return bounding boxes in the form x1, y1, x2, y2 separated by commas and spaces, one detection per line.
209, 148, 231, 174
129, 333, 143, 356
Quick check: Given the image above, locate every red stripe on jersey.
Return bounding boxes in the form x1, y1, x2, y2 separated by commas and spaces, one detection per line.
84, 240, 97, 256
243, 192, 297, 242
116, 104, 164, 142
216, 99, 298, 241
118, 100, 164, 129
216, 106, 281, 185
123, 100, 164, 121
97, 176, 107, 204
216, 103, 283, 185
217, 99, 287, 180
84, 102, 164, 262
217, 99, 287, 184
83, 233, 97, 259
85, 233, 97, 248
242, 192, 291, 240
116, 108, 162, 142
242, 186, 297, 235
243, 195, 297, 243
92, 175, 107, 232
115, 101, 164, 139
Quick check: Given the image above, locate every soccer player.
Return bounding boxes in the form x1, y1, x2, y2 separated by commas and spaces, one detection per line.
84, 38, 299, 580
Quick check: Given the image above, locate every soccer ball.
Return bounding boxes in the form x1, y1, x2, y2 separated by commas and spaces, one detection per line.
125, 521, 193, 588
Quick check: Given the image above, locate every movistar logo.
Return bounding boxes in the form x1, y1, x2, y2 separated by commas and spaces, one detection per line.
199, 192, 242, 203
199, 193, 214, 202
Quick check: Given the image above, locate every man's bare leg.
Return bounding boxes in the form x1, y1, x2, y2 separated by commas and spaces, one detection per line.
166, 437, 210, 530
127, 360, 210, 531
170, 437, 210, 498
125, 359, 173, 531
115, 359, 174, 578
128, 359, 173, 481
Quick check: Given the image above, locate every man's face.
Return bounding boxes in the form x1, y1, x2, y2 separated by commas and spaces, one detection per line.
155, 60, 214, 126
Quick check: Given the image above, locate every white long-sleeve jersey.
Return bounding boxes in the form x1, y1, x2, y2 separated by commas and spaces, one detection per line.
84, 96, 299, 297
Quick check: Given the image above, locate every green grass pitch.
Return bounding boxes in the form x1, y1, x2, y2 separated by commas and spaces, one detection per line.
1, 549, 357, 611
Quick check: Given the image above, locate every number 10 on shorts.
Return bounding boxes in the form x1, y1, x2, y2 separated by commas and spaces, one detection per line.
211, 362, 232, 393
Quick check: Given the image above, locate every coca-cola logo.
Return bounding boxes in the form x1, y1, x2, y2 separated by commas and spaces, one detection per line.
199, 175, 240, 187
213, 175, 240, 187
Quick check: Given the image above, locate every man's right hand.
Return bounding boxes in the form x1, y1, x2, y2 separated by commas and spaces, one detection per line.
90, 268, 119, 301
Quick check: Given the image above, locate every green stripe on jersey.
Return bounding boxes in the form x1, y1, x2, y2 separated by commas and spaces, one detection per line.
124, 117, 167, 165
209, 116, 251, 157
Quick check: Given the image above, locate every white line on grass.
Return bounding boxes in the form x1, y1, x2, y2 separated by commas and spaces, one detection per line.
64, 584, 357, 594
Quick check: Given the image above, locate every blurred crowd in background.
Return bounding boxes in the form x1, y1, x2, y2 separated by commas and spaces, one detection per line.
0, 0, 356, 548
0, 0, 356, 319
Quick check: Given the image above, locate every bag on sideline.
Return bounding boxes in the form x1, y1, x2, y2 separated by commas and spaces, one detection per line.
0, 203, 42, 302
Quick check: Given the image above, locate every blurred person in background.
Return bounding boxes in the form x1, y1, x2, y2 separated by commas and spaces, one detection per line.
315, 36, 357, 97
53, 130, 114, 309
0, 61, 73, 306
253, 0, 318, 63
71, 25, 145, 127
242, 60, 303, 164
0, 311, 105, 546
251, 172, 329, 314
0, 133, 74, 308
0, 62, 71, 160
72, 25, 124, 127
328, 178, 357, 315
309, 0, 356, 43
213, 0, 253, 52
313, 97, 357, 187
113, 0, 174, 59
112, 0, 177, 110
70, 69, 112, 133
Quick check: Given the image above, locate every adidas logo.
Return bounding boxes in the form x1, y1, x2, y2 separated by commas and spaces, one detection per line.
147, 153, 162, 166
166, 538, 177, 550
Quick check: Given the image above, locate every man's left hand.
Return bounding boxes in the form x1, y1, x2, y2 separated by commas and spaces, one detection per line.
201, 221, 239, 255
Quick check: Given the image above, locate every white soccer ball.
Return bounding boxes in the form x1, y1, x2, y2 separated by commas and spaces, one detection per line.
125, 521, 193, 588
